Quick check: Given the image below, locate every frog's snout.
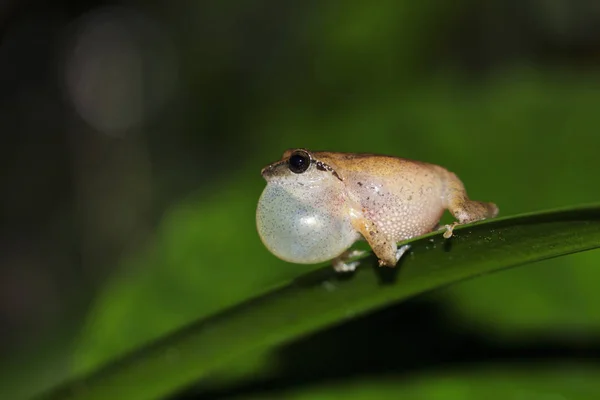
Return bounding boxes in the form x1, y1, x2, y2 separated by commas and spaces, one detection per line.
261, 160, 286, 180
261, 164, 273, 179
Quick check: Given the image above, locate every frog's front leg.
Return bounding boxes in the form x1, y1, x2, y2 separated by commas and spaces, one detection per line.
332, 249, 367, 272
442, 171, 498, 238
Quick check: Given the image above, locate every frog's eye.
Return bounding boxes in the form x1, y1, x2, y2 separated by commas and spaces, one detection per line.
288, 150, 311, 174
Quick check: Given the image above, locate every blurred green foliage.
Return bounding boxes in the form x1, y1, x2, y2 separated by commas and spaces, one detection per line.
5, 0, 600, 399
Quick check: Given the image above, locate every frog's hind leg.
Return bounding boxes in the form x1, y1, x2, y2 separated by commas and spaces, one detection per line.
441, 170, 498, 239
349, 216, 399, 267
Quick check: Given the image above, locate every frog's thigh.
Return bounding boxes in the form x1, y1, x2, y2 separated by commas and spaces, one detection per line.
443, 172, 498, 224
350, 217, 398, 267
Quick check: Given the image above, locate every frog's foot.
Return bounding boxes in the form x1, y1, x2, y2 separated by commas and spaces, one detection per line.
443, 222, 459, 239
346, 249, 367, 259
332, 250, 366, 273
333, 259, 360, 273
396, 244, 411, 261
377, 244, 411, 267
433, 223, 445, 232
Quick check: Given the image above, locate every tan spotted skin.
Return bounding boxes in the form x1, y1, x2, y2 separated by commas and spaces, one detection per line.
311, 151, 497, 266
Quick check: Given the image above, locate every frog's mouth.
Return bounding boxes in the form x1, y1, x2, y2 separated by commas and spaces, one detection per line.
260, 160, 287, 180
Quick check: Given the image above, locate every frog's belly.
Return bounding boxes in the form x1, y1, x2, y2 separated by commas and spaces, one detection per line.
363, 195, 445, 242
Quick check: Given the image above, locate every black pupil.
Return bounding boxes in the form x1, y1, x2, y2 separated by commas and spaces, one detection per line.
289, 153, 309, 173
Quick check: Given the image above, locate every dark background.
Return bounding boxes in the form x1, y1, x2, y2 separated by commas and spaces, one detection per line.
2, 1, 600, 399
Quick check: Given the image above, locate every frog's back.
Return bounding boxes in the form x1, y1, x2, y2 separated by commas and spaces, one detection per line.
313, 151, 444, 179
315, 151, 448, 242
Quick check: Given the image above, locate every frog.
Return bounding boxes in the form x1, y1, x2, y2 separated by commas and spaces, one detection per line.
256, 148, 498, 272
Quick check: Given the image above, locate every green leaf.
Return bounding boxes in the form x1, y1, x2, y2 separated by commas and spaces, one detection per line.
36, 205, 600, 400
242, 365, 600, 399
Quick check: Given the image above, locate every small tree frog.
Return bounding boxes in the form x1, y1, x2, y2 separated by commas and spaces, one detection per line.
256, 149, 498, 272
